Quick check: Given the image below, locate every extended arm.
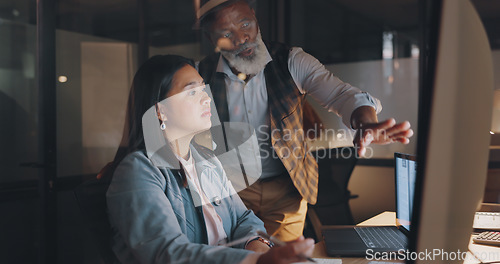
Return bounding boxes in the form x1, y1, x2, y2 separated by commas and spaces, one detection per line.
288, 48, 412, 156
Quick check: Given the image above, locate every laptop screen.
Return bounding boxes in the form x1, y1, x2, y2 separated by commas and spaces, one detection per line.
394, 153, 417, 232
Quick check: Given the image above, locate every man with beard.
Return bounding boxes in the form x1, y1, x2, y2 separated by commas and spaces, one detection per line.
196, 0, 413, 242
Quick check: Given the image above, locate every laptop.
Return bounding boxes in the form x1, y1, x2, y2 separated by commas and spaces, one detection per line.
322, 153, 417, 256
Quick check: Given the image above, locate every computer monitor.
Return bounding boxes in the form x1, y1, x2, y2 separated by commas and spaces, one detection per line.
395, 153, 417, 233
410, 0, 494, 263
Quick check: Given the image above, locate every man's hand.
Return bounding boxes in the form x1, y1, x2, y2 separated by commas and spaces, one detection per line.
353, 118, 413, 157
351, 106, 413, 157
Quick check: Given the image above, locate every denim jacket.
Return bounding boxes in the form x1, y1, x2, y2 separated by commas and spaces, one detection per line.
106, 147, 265, 264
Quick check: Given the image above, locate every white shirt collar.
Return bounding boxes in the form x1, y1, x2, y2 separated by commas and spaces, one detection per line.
174, 146, 216, 171
176, 150, 194, 168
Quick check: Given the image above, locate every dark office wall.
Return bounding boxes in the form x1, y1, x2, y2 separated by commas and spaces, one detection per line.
290, 0, 384, 64
0, 198, 38, 263
57, 190, 101, 263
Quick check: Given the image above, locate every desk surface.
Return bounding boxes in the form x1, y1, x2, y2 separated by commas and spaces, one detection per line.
312, 211, 500, 264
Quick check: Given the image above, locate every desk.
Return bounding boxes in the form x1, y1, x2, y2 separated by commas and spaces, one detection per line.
312, 211, 500, 264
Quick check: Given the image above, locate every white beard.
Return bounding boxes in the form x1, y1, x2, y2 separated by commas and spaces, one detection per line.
220, 31, 268, 76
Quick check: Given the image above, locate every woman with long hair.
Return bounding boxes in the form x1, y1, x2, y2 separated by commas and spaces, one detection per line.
104, 55, 314, 264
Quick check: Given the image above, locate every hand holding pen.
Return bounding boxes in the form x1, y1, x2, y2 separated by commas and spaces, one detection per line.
256, 231, 316, 263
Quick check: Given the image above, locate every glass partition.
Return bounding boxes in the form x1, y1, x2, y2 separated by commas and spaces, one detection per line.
0, 1, 39, 262
0, 9, 38, 183
56, 31, 137, 177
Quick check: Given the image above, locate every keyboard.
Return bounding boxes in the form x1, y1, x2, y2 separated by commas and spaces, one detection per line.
473, 231, 500, 246
354, 226, 407, 249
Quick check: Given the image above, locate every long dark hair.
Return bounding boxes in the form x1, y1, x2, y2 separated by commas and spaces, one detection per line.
98, 55, 195, 181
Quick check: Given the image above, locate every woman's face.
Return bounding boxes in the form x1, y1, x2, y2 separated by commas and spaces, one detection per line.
159, 64, 212, 140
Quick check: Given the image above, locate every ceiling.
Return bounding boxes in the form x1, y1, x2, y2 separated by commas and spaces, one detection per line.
56, 0, 199, 46
331, 0, 500, 48
0, 0, 499, 48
